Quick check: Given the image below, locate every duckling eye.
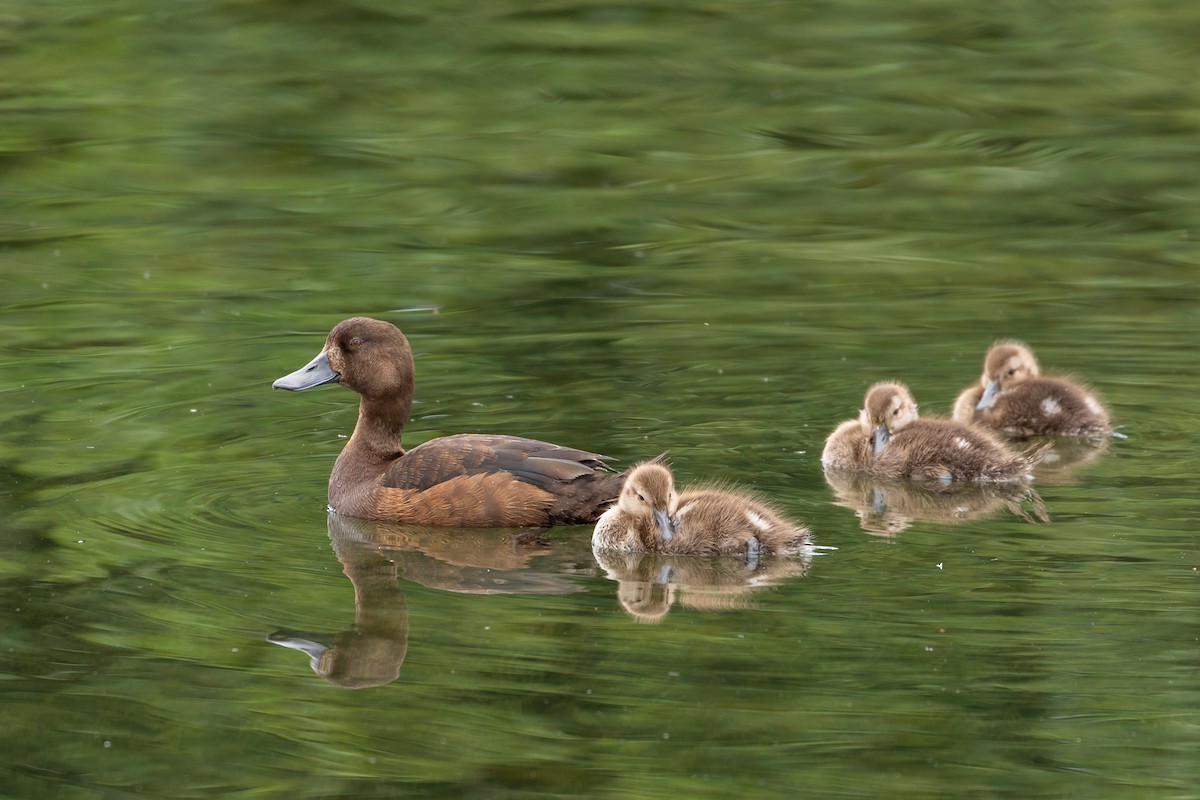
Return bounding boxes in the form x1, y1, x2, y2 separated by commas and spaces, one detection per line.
636, 493, 646, 502
349, 337, 365, 348
1007, 368, 1015, 376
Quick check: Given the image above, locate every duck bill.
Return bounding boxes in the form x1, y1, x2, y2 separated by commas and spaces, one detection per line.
654, 508, 675, 542
267, 631, 330, 673
872, 424, 890, 456
273, 350, 340, 391
976, 379, 1000, 411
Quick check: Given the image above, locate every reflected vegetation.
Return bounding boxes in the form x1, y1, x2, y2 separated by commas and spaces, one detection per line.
823, 467, 1050, 537
592, 547, 820, 622
2, 0, 1199, 794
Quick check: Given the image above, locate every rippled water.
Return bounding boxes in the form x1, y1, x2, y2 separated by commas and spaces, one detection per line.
3, 0, 1199, 797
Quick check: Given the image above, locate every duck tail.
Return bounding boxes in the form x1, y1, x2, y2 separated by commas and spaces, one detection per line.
549, 471, 628, 525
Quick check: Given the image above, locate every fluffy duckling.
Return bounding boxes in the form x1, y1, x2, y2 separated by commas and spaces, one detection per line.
823, 381, 1042, 483
952, 340, 1113, 437
592, 462, 811, 562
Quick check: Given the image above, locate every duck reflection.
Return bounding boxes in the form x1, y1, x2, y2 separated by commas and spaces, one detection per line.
269, 512, 590, 688
592, 548, 819, 623
823, 467, 1049, 537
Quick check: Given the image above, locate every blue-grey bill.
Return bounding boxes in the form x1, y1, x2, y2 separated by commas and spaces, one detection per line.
872, 424, 890, 456
266, 632, 329, 673
273, 350, 339, 391
976, 379, 1000, 411
654, 508, 675, 542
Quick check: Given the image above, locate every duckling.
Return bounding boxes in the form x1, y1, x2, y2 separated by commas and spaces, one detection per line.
952, 340, 1113, 437
823, 382, 1043, 483
591, 461, 811, 562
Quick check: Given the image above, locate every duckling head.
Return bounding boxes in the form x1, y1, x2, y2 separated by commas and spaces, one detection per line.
860, 381, 920, 456
618, 462, 679, 542
978, 340, 1040, 410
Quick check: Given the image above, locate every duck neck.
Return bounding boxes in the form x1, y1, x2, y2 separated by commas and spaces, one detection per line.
342, 395, 410, 463
329, 397, 407, 515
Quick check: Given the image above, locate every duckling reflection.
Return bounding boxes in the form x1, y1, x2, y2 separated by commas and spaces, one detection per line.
269, 512, 589, 688
822, 381, 1047, 484
952, 340, 1117, 438
592, 549, 815, 622
822, 467, 1049, 537
1026, 435, 1110, 485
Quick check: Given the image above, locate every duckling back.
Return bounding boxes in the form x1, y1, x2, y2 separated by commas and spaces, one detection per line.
960, 377, 1110, 437
874, 418, 1036, 483
667, 489, 812, 559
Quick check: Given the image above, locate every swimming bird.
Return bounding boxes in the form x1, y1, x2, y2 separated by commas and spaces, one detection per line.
591, 461, 812, 562
952, 340, 1113, 437
272, 316, 625, 527
822, 381, 1043, 483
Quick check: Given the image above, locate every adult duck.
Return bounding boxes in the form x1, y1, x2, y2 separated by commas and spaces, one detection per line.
273, 317, 624, 527
822, 381, 1043, 483
592, 461, 812, 562
951, 340, 1113, 437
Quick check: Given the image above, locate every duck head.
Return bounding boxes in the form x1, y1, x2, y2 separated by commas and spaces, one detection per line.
977, 340, 1040, 410
859, 381, 920, 456
273, 317, 416, 403
618, 462, 679, 543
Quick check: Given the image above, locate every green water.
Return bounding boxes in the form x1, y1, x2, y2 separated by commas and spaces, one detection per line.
3, 1, 1199, 797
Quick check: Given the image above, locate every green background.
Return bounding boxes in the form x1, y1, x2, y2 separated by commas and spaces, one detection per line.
2, 1, 1197, 797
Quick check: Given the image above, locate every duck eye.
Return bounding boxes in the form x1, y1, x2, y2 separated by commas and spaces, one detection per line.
349, 337, 365, 348
637, 493, 646, 502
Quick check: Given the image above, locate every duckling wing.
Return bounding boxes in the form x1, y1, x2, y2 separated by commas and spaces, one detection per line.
992, 377, 1110, 436
382, 434, 612, 492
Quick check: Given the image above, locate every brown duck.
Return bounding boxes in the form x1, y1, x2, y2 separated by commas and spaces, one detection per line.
822, 381, 1043, 483
591, 461, 812, 562
273, 317, 624, 527
952, 340, 1113, 437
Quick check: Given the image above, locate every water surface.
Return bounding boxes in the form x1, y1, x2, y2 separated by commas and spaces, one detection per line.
2, 1, 1198, 798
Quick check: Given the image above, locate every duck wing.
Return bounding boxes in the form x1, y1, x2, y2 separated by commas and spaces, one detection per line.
373, 434, 624, 526
382, 434, 613, 492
